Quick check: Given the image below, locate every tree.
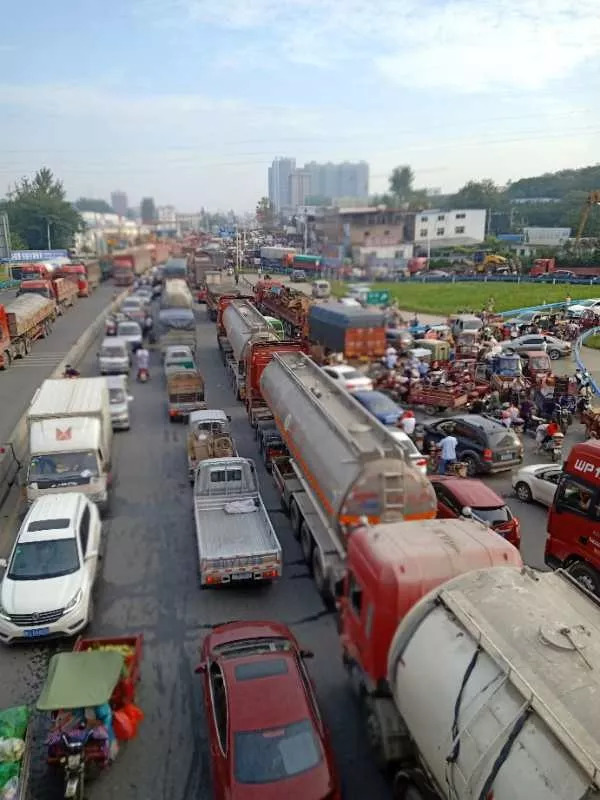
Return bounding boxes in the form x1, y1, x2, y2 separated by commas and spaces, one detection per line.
1, 167, 84, 250
389, 166, 414, 203
445, 179, 506, 212
9, 231, 26, 250
74, 197, 113, 214
255, 197, 275, 228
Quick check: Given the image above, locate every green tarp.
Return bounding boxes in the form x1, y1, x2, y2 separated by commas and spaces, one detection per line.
37, 651, 124, 711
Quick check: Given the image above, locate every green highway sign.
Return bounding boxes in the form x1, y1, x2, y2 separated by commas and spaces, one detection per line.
366, 290, 390, 305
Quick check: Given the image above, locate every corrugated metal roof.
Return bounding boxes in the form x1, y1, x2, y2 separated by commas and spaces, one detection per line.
29, 378, 107, 418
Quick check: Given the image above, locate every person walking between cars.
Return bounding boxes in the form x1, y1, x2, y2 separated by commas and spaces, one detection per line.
438, 432, 458, 475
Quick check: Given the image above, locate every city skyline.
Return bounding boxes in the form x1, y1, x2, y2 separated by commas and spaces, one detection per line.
268, 158, 369, 211
0, 1, 597, 210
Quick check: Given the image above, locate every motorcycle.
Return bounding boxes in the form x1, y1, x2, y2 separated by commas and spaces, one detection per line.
137, 367, 149, 383
536, 425, 565, 462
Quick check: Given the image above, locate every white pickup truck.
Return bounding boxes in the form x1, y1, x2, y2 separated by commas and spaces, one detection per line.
193, 457, 282, 586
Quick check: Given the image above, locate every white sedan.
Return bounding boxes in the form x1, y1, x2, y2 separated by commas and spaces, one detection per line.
323, 364, 373, 391
512, 464, 562, 506
116, 320, 143, 350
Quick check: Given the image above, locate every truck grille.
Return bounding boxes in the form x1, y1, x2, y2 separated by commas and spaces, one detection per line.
9, 608, 64, 627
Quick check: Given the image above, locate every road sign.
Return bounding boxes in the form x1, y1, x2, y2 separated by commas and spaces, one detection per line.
8, 249, 68, 262
366, 290, 390, 305
0, 214, 10, 260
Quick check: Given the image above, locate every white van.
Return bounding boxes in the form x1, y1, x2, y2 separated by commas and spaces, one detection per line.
106, 375, 133, 430
311, 280, 331, 299
98, 336, 130, 375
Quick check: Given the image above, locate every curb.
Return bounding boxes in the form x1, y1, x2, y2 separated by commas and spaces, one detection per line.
0, 288, 130, 553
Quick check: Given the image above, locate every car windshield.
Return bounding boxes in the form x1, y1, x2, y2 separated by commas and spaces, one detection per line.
461, 320, 481, 330
109, 388, 126, 404
117, 324, 140, 336
101, 346, 125, 358
340, 368, 361, 380
361, 394, 399, 415
8, 539, 80, 580
234, 719, 322, 784
28, 450, 100, 481
472, 505, 511, 524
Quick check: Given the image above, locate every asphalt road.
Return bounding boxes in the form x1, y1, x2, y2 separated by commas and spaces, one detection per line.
0, 283, 118, 442
0, 301, 391, 800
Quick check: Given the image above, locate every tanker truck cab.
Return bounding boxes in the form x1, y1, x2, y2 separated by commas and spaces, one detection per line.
546, 439, 600, 595
338, 518, 522, 768
26, 418, 109, 509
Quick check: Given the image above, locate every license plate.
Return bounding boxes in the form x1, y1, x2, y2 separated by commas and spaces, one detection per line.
232, 572, 252, 581
500, 453, 514, 461
24, 627, 49, 638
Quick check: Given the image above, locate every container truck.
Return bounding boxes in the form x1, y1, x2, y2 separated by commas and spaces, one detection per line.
112, 246, 153, 285
384, 566, 600, 800
260, 351, 437, 601
193, 457, 282, 586
160, 278, 193, 310
18, 276, 78, 314
308, 303, 387, 360
221, 300, 278, 400
337, 518, 522, 772
26, 377, 112, 510
0, 295, 56, 369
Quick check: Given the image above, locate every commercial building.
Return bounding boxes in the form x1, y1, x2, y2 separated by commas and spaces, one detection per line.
157, 206, 177, 224
140, 197, 156, 225
413, 209, 486, 249
318, 206, 414, 248
268, 157, 296, 211
110, 191, 128, 217
523, 227, 571, 246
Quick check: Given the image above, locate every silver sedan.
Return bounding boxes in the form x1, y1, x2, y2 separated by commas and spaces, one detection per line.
512, 464, 562, 506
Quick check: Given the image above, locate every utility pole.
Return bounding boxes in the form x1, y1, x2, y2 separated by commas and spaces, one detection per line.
234, 229, 240, 285
47, 220, 52, 250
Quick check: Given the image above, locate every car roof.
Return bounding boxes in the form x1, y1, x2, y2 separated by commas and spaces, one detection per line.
21, 493, 83, 542
105, 375, 127, 389
431, 476, 504, 507
352, 389, 389, 402
444, 414, 505, 431
223, 649, 312, 732
324, 364, 357, 376
101, 336, 128, 347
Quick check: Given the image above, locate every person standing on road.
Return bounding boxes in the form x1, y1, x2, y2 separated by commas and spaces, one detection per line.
438, 432, 458, 474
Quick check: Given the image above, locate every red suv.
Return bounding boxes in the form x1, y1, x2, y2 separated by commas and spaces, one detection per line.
431, 476, 521, 549
196, 620, 341, 799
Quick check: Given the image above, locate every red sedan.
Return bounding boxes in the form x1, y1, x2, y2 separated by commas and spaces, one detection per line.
196, 620, 341, 800
430, 475, 521, 549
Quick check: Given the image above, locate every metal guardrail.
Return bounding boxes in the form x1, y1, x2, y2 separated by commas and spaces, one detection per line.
575, 326, 600, 397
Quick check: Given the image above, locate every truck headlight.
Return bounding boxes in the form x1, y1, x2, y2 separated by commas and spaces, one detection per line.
65, 589, 82, 611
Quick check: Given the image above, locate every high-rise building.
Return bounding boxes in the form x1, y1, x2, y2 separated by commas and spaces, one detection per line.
110, 191, 128, 217
303, 161, 369, 203
267, 157, 296, 211
289, 169, 311, 208
140, 197, 156, 225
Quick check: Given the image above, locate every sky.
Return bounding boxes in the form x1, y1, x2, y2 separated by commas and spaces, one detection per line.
1, 0, 599, 212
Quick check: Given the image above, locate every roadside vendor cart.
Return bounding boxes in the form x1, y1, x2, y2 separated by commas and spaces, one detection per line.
0, 705, 31, 800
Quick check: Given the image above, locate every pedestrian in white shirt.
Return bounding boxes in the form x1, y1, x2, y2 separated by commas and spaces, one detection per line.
438, 433, 458, 474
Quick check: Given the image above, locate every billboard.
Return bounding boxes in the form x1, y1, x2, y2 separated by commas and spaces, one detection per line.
7, 249, 69, 262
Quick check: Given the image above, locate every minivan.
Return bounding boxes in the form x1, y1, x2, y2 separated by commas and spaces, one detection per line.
312, 280, 331, 299
98, 337, 130, 375
106, 375, 133, 430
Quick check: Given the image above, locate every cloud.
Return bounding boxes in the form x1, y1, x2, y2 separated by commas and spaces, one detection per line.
152, 0, 600, 92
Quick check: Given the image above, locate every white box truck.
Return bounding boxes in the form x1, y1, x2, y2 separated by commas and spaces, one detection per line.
26, 378, 112, 510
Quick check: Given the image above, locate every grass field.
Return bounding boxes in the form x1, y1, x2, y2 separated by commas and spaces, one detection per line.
584, 334, 600, 349
332, 281, 600, 315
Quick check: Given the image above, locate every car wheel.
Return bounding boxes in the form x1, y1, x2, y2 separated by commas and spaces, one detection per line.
548, 349, 561, 360
515, 481, 532, 503
567, 561, 600, 596
462, 453, 479, 477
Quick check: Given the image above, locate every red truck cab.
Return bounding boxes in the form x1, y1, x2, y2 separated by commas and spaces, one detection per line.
546, 440, 600, 595
338, 519, 522, 764
530, 257, 555, 277
19, 262, 54, 281
59, 263, 89, 296
18, 279, 54, 301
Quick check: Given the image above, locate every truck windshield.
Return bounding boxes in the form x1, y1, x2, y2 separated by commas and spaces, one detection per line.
234, 719, 322, 784
20, 286, 50, 298
8, 539, 80, 581
28, 451, 100, 481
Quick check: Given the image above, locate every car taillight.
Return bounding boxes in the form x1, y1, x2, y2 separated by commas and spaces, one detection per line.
415, 458, 428, 470
483, 448, 493, 461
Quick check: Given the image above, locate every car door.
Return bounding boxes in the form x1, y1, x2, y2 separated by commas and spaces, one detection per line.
538, 469, 561, 506
207, 662, 230, 798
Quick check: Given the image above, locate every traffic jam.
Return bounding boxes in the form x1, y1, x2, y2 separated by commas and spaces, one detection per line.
1, 238, 600, 799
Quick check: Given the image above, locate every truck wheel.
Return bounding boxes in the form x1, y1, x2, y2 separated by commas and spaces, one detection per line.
567, 561, 600, 596
0, 351, 10, 370
362, 694, 387, 770
300, 522, 314, 564
288, 499, 302, 538
312, 550, 334, 608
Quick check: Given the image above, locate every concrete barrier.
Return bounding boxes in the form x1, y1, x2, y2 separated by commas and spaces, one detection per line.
0, 289, 130, 519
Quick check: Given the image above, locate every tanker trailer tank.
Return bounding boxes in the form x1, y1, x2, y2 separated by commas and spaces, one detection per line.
387, 567, 600, 800
260, 350, 436, 601
222, 299, 278, 401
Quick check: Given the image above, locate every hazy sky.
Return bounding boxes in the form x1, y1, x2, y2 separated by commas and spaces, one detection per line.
1, 0, 599, 212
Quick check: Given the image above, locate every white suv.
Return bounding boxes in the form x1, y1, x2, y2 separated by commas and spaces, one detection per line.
0, 493, 102, 644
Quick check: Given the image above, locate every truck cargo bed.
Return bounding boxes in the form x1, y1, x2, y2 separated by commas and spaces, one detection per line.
194, 500, 278, 561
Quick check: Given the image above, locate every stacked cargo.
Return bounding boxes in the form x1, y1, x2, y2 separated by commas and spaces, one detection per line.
308, 303, 386, 359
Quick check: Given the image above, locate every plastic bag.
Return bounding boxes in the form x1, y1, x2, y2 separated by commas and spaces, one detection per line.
112, 710, 135, 741
0, 739, 25, 763
0, 708, 28, 741
122, 704, 144, 727
0, 777, 19, 800
0, 763, 19, 790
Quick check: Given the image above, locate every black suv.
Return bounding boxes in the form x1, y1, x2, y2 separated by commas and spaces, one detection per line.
423, 415, 524, 476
